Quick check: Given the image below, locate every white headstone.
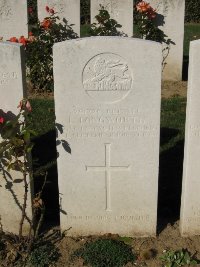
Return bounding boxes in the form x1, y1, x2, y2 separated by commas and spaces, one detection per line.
54, 37, 162, 237
37, 0, 80, 36
180, 40, 200, 236
148, 0, 185, 81
91, 0, 133, 37
0, 42, 32, 235
0, 0, 28, 40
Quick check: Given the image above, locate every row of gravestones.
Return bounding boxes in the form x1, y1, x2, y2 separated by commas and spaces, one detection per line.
0, 36, 200, 237
0, 0, 185, 81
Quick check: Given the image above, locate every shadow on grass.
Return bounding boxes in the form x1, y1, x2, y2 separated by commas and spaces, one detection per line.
157, 128, 184, 234
32, 129, 60, 230
160, 127, 180, 146
182, 55, 189, 81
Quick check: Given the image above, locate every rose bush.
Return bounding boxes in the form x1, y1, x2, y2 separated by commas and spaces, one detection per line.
134, 0, 165, 42
134, 0, 175, 69
0, 99, 35, 237
9, 6, 78, 92
89, 5, 126, 37
0, 100, 50, 266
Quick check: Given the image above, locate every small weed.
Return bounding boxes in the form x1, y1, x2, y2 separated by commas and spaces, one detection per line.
0, 240, 5, 251
28, 241, 60, 267
118, 236, 133, 245
0, 240, 5, 260
141, 249, 157, 260
72, 238, 135, 267
160, 249, 198, 267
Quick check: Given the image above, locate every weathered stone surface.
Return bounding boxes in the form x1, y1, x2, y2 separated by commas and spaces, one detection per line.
54, 37, 162, 237
180, 40, 200, 236
0, 42, 31, 235
0, 0, 28, 40
37, 0, 80, 36
148, 0, 185, 81
91, 0, 133, 37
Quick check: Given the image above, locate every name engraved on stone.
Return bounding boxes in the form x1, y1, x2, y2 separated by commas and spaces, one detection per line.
68, 215, 150, 221
186, 217, 200, 223
86, 143, 130, 211
0, 1, 12, 20
157, 0, 182, 16
83, 53, 133, 103
0, 72, 18, 85
66, 108, 158, 139
188, 125, 200, 136
162, 0, 183, 13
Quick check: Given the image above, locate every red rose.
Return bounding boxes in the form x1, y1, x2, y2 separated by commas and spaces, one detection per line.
45, 6, 50, 12
136, 1, 150, 13
9, 37, 18, 43
18, 100, 32, 112
0, 117, 4, 124
28, 7, 33, 14
19, 36, 28, 46
147, 7, 156, 19
49, 8, 55, 15
41, 18, 52, 30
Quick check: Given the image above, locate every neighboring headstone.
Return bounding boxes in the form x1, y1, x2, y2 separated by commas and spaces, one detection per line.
0, 42, 31, 235
148, 0, 185, 81
54, 37, 162, 237
91, 0, 133, 37
180, 40, 200, 236
0, 0, 28, 40
37, 0, 80, 36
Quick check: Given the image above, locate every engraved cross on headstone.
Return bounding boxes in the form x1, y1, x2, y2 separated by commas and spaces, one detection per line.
86, 143, 130, 211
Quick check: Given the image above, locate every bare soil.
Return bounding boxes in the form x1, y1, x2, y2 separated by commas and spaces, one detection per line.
55, 221, 200, 266
161, 81, 187, 99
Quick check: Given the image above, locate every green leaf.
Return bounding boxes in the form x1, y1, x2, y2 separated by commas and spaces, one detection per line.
24, 131, 30, 142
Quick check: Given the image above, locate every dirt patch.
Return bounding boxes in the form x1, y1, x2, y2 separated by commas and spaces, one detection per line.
53, 221, 200, 267
162, 81, 187, 99
1, 221, 200, 267
27, 82, 54, 99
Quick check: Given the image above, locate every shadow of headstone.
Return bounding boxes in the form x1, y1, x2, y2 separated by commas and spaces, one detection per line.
32, 129, 60, 230
157, 138, 184, 234
182, 55, 189, 81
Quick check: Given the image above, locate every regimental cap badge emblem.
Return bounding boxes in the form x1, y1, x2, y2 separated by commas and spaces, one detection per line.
83, 53, 133, 104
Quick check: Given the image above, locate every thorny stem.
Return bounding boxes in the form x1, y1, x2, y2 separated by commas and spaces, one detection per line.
35, 207, 45, 239
26, 171, 47, 256
34, 171, 47, 238
19, 119, 30, 238
19, 157, 28, 238
0, 215, 3, 232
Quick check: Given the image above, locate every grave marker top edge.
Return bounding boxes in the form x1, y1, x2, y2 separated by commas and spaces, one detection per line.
53, 37, 162, 50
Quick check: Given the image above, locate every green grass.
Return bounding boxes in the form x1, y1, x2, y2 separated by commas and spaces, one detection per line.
160, 97, 186, 153
29, 98, 55, 136
80, 24, 91, 37
184, 23, 200, 57
72, 239, 135, 267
